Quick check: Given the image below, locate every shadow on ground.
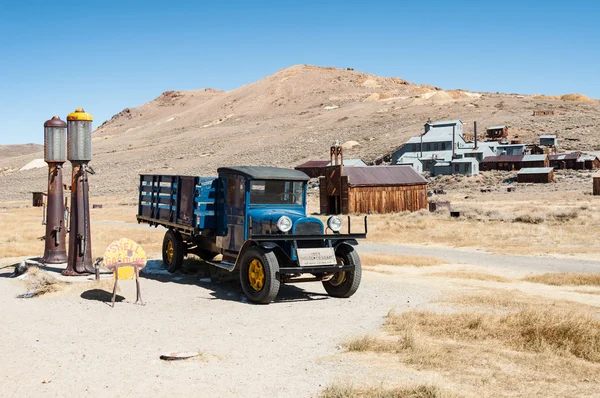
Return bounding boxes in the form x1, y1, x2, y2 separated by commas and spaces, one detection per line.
141, 260, 331, 304
81, 288, 125, 303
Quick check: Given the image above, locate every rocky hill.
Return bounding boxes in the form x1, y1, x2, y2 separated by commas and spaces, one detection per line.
1, 64, 599, 202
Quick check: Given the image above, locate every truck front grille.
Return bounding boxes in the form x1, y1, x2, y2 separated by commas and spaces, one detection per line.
294, 222, 323, 235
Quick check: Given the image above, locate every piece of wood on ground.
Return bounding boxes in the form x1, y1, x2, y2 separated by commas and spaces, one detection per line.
159, 351, 200, 361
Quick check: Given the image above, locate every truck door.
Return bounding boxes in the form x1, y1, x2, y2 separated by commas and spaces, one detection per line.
222, 176, 245, 254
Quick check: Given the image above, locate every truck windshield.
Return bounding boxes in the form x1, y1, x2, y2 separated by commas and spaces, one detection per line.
249, 180, 304, 205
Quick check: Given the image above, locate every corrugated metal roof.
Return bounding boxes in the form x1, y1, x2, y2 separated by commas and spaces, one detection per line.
452, 158, 478, 163
522, 154, 548, 162
518, 167, 554, 175
343, 166, 427, 187
487, 125, 506, 130
329, 159, 367, 167
430, 119, 462, 126
295, 160, 329, 168
482, 155, 524, 163
405, 126, 458, 144
549, 153, 580, 161
399, 150, 454, 162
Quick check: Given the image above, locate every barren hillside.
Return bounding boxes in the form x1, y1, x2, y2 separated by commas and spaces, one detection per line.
0, 144, 43, 160
1, 64, 599, 202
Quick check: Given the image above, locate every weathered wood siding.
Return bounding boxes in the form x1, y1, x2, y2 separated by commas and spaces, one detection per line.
593, 176, 600, 195
517, 170, 554, 183
318, 177, 328, 214
347, 185, 428, 213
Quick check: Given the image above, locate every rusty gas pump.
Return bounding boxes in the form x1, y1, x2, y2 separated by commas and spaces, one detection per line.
63, 108, 95, 276
40, 116, 68, 264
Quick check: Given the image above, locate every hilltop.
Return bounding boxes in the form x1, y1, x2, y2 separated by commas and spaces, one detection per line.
1, 64, 599, 201
0, 143, 43, 160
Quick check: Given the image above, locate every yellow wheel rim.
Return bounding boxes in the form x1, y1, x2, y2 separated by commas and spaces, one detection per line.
330, 271, 347, 286
330, 255, 346, 286
166, 240, 174, 263
248, 259, 265, 292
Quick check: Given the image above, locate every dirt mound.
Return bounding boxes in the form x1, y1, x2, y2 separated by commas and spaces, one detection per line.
428, 91, 454, 103
560, 94, 594, 102
533, 93, 595, 102
19, 158, 45, 171
410, 90, 455, 105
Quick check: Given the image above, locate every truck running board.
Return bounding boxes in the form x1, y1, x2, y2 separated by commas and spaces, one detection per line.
204, 260, 236, 272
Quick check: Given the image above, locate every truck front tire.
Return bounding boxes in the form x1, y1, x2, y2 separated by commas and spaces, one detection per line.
162, 229, 185, 273
322, 245, 362, 298
239, 247, 280, 304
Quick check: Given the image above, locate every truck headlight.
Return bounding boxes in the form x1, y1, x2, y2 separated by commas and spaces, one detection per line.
327, 216, 343, 232
276, 216, 293, 233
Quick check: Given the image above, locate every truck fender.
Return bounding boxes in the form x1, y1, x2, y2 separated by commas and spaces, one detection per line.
234, 239, 278, 269
334, 239, 358, 251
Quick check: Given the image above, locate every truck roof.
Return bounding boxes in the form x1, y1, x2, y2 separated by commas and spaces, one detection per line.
218, 166, 310, 181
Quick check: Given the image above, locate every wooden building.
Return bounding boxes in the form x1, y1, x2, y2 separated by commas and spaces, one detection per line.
481, 154, 549, 171
32, 191, 47, 207
517, 167, 554, 183
540, 134, 558, 147
549, 153, 600, 170
319, 166, 428, 214
486, 125, 508, 140
594, 174, 600, 195
549, 153, 581, 170
294, 160, 330, 178
529, 144, 550, 155
580, 155, 600, 170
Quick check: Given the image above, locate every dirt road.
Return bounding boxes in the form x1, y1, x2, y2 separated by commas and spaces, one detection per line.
0, 260, 441, 398
2, 237, 599, 397
360, 242, 600, 274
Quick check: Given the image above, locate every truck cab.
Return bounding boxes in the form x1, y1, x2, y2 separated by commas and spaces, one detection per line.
137, 166, 367, 304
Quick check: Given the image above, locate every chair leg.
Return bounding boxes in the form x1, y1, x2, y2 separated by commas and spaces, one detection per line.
111, 273, 119, 307
135, 268, 144, 305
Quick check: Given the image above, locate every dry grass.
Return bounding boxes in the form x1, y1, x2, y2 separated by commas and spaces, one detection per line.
321, 383, 457, 398
22, 266, 65, 297
443, 288, 600, 313
362, 199, 600, 257
523, 273, 600, 287
575, 289, 600, 295
427, 270, 510, 282
343, 289, 600, 397
361, 254, 445, 267
0, 203, 164, 259
386, 308, 600, 363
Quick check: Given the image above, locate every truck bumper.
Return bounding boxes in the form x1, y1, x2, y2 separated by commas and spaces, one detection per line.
278, 264, 354, 274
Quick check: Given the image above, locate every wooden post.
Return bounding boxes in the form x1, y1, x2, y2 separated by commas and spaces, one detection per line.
593, 175, 600, 195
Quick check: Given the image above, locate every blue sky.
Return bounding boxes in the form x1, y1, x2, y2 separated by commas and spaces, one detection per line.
0, 0, 598, 145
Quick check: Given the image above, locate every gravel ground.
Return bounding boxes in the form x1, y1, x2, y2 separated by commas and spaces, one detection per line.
0, 259, 439, 398
2, 236, 600, 397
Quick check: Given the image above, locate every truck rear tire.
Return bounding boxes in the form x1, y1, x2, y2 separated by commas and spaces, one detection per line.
322, 245, 361, 298
162, 229, 185, 273
239, 247, 280, 304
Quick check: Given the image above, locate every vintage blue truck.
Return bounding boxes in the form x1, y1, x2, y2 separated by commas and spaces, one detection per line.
136, 166, 367, 304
